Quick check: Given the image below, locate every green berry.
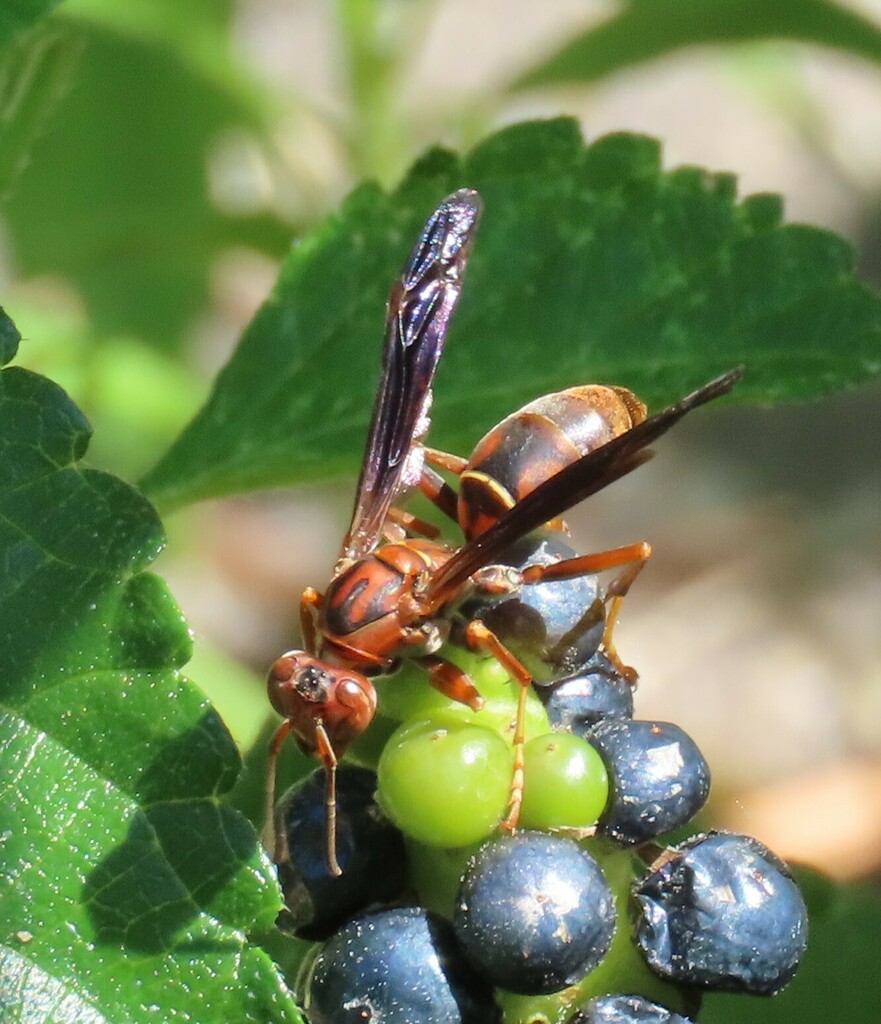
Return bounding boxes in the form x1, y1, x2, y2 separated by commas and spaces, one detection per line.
520, 733, 609, 831
377, 711, 513, 846
377, 642, 551, 742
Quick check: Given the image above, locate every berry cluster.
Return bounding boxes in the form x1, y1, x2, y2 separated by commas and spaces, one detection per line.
272, 532, 808, 1023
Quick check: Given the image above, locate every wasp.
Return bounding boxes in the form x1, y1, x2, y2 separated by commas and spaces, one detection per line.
266, 188, 742, 874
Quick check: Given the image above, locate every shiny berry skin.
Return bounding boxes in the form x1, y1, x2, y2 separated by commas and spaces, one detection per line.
633, 831, 809, 995
453, 832, 615, 995
456, 531, 603, 679
377, 712, 512, 846
587, 719, 710, 844
572, 994, 694, 1023
520, 732, 609, 831
274, 766, 406, 940
537, 651, 634, 734
304, 906, 500, 1024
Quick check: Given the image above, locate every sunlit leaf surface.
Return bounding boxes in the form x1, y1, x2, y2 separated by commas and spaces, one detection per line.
0, 310, 302, 1024
143, 120, 881, 510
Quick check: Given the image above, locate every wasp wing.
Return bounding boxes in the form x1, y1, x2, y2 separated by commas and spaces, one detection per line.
340, 189, 482, 562
425, 367, 744, 607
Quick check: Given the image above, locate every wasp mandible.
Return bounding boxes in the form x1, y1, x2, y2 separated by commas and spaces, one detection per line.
266, 189, 742, 874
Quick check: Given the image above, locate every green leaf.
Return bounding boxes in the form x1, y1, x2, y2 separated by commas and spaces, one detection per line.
0, 12, 290, 349
0, 1, 62, 49
142, 119, 881, 511
0, 307, 21, 363
702, 869, 881, 1024
67, 0, 260, 108
0, 23, 81, 198
0, 327, 302, 1022
513, 0, 881, 90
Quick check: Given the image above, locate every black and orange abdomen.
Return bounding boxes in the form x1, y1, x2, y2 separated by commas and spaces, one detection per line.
458, 384, 647, 539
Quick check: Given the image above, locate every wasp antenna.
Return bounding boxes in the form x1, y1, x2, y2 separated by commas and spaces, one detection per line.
324, 762, 341, 877
313, 720, 342, 876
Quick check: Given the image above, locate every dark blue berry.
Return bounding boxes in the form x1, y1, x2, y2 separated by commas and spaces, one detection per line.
586, 719, 710, 844
305, 906, 500, 1023
572, 994, 694, 1023
538, 650, 634, 733
633, 831, 808, 994
456, 531, 603, 679
453, 831, 615, 994
275, 766, 406, 940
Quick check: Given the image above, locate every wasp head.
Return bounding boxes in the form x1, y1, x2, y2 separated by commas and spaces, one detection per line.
267, 651, 377, 757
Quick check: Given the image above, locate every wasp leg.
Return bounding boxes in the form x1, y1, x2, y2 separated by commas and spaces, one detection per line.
263, 717, 293, 859
415, 653, 485, 711
384, 505, 442, 541
520, 541, 652, 683
300, 587, 323, 655
418, 464, 460, 524
519, 541, 652, 587
546, 596, 606, 664
463, 620, 533, 832
423, 446, 469, 474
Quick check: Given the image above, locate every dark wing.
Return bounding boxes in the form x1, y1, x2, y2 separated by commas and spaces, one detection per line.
340, 189, 482, 562
425, 367, 744, 608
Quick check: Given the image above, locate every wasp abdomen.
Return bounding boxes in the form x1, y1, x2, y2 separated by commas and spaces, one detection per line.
458, 384, 647, 539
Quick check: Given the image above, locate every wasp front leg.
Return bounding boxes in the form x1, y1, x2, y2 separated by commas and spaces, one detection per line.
263, 717, 292, 857
299, 586, 323, 654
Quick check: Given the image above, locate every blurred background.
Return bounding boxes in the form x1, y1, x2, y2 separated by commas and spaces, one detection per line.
1, 0, 880, 881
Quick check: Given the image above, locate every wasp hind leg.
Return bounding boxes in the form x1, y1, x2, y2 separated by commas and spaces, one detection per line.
462, 620, 535, 833
417, 463, 461, 525
418, 445, 476, 525
422, 446, 469, 475
520, 541, 652, 684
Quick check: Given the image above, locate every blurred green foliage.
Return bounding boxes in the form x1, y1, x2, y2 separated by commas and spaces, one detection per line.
1, 0, 880, 480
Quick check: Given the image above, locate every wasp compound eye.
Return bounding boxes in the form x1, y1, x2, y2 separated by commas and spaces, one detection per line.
295, 664, 334, 702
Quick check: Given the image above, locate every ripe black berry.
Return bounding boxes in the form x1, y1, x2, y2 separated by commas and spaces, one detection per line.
453, 831, 616, 994
457, 531, 603, 678
572, 994, 694, 1023
274, 765, 406, 940
587, 719, 710, 844
632, 831, 808, 994
538, 650, 635, 734
304, 906, 500, 1023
